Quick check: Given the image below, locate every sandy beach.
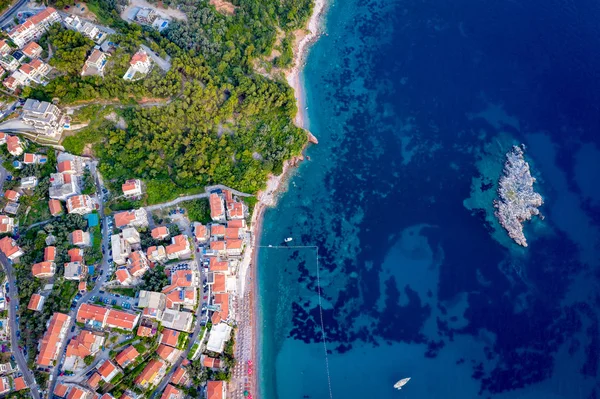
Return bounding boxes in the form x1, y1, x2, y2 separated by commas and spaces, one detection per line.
237, 0, 329, 397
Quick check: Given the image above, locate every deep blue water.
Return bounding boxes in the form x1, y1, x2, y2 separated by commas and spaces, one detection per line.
257, 0, 600, 398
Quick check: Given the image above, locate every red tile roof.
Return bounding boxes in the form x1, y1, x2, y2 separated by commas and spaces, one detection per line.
77, 303, 108, 324
0, 236, 21, 258
194, 224, 207, 239
97, 359, 119, 380
87, 372, 102, 389
209, 258, 228, 272
137, 325, 153, 337
44, 246, 56, 261
210, 241, 225, 251
49, 199, 63, 216
72, 229, 85, 245
66, 330, 101, 359
209, 193, 224, 219
115, 268, 132, 284
206, 381, 224, 399
151, 226, 169, 240
227, 219, 245, 228
225, 227, 241, 239
156, 344, 177, 362
212, 273, 226, 293
226, 239, 243, 250
13, 376, 27, 391
202, 357, 222, 368
32, 261, 54, 277
57, 160, 73, 173
66, 386, 88, 399
106, 309, 139, 330
160, 328, 180, 347
4, 190, 18, 201
160, 384, 182, 399
23, 153, 35, 163
37, 312, 70, 367
211, 224, 225, 236
169, 367, 188, 385
114, 211, 136, 228
121, 179, 139, 194
115, 345, 140, 368
22, 41, 41, 57
130, 51, 148, 65
135, 359, 165, 386
54, 383, 69, 398
165, 235, 188, 255
68, 248, 83, 262
27, 293, 43, 311
213, 293, 229, 321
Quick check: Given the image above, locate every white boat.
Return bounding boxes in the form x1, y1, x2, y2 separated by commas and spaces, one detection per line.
284, 237, 293, 243
394, 377, 411, 390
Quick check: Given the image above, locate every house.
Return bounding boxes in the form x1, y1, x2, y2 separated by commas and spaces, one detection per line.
160, 309, 193, 332
23, 152, 39, 164
169, 364, 190, 386
225, 239, 244, 256
81, 49, 108, 76
4, 190, 20, 202
70, 230, 91, 247
160, 384, 183, 399
64, 261, 86, 280
212, 293, 229, 324
66, 195, 95, 215
22, 41, 43, 58
32, 261, 55, 278
21, 98, 65, 137
66, 386, 93, 399
151, 226, 169, 240
79, 281, 86, 292
44, 246, 56, 262
68, 248, 83, 263
164, 287, 196, 310
0, 377, 9, 395
202, 356, 222, 369
137, 325, 154, 338
209, 258, 229, 273
122, 227, 141, 245
20, 176, 38, 189
0, 215, 14, 234
165, 269, 197, 289
211, 224, 225, 238
123, 49, 152, 81
209, 240, 226, 256
0, 54, 19, 72
165, 235, 191, 260
122, 179, 142, 197
6, 136, 23, 156
8, 7, 61, 48
86, 372, 101, 390
3, 69, 28, 91
194, 223, 209, 242
209, 273, 226, 294
49, 199, 63, 216
135, 359, 166, 388
138, 290, 166, 319
114, 345, 140, 368
49, 173, 80, 201
63, 330, 104, 371
156, 344, 181, 364
206, 381, 226, 399
128, 251, 149, 277
159, 328, 180, 347
0, 236, 23, 260
3, 202, 18, 215
54, 383, 69, 398
13, 376, 27, 391
147, 245, 167, 263
226, 201, 245, 220
111, 234, 131, 266
209, 193, 225, 222
36, 312, 71, 367
97, 359, 120, 382
27, 293, 45, 311
206, 323, 232, 354
115, 268, 133, 285
114, 208, 148, 229
105, 308, 140, 330
0, 40, 10, 54
135, 8, 158, 24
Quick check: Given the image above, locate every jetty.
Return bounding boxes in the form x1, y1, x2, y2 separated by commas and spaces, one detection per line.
494, 144, 543, 247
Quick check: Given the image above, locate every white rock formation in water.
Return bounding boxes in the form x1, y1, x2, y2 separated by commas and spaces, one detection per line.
494, 145, 543, 247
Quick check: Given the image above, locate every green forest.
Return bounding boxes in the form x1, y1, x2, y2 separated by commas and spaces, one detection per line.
41, 0, 313, 202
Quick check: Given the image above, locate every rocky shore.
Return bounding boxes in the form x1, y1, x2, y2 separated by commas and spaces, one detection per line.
494, 144, 543, 247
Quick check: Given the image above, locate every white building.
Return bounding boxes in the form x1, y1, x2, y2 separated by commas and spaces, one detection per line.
8, 8, 61, 48
49, 172, 80, 201
111, 234, 132, 266
20, 176, 38, 189
21, 99, 65, 137
82, 49, 108, 76
114, 208, 148, 229
206, 322, 232, 353
160, 309, 193, 332
66, 195, 95, 215
122, 179, 142, 197
123, 49, 152, 81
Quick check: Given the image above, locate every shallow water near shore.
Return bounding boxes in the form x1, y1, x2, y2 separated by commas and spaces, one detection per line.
257, 0, 600, 398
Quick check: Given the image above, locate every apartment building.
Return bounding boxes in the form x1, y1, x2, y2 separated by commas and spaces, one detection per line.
21, 99, 65, 136
36, 312, 71, 367
66, 195, 95, 215
114, 208, 148, 229
9, 8, 61, 48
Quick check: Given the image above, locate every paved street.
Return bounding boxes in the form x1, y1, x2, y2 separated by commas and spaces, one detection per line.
0, 252, 41, 399
145, 184, 252, 212
47, 161, 112, 395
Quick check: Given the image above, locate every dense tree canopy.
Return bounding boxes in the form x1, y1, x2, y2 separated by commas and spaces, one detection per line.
42, 24, 95, 74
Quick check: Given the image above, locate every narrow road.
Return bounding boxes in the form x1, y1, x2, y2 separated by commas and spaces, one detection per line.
150, 226, 205, 398
145, 185, 253, 212
0, 253, 41, 399
48, 161, 111, 396
0, 0, 28, 27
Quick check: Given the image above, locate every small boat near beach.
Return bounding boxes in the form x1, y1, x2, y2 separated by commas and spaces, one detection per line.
284, 237, 293, 242
394, 377, 411, 390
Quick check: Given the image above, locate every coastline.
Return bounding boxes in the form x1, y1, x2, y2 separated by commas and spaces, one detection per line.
241, 0, 329, 397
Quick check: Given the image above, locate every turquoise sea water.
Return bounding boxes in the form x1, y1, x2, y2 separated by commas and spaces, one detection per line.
258, 0, 600, 398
